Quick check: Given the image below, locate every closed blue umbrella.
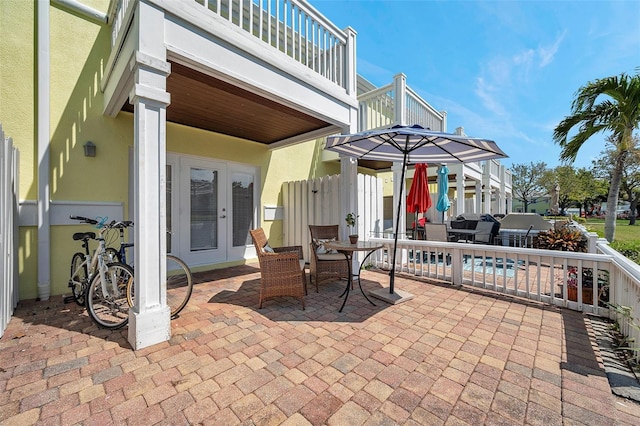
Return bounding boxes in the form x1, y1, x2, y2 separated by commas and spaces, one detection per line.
436, 165, 450, 222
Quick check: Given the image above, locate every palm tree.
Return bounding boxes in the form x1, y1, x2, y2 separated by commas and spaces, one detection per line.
553, 72, 640, 242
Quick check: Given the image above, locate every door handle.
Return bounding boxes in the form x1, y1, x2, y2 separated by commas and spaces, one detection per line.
220, 215, 226, 218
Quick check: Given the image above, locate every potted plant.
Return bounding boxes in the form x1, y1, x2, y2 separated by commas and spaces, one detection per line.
345, 213, 359, 244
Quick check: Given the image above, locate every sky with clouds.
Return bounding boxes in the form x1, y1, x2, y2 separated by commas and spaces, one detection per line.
314, 0, 640, 169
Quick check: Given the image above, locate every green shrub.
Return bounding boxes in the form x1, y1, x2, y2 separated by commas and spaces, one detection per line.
611, 241, 640, 264
536, 228, 588, 252
573, 216, 587, 225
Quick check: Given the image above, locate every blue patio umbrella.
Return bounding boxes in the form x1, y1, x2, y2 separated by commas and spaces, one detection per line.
436, 165, 450, 222
325, 124, 508, 296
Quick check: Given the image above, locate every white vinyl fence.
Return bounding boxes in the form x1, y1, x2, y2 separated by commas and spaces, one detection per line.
282, 173, 383, 262
0, 124, 19, 337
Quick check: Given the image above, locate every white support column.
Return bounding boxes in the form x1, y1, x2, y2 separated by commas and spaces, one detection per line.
482, 164, 491, 214
391, 162, 406, 236
498, 165, 507, 215
483, 187, 492, 214
344, 27, 357, 98
128, 2, 172, 350
340, 155, 358, 240
454, 164, 465, 217
37, 0, 51, 301
393, 73, 407, 126
475, 181, 482, 214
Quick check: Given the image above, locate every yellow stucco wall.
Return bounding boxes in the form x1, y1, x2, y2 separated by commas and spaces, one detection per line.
3, 1, 119, 299
0, 0, 36, 201
165, 124, 339, 248
2, 1, 351, 299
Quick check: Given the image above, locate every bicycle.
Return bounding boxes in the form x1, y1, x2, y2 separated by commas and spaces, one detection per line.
68, 216, 134, 329
109, 222, 193, 318
68, 226, 118, 306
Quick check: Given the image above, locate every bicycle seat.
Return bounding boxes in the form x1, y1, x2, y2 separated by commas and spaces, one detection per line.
73, 232, 96, 241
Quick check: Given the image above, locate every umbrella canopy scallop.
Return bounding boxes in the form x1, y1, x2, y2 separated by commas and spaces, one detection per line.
325, 125, 508, 165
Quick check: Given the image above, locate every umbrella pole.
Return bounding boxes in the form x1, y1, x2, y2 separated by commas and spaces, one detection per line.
389, 153, 408, 294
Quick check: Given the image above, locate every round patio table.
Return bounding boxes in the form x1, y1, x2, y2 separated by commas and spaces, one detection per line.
323, 240, 383, 312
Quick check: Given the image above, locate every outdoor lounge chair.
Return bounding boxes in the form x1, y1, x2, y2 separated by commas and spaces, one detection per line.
473, 221, 498, 244
308, 225, 350, 292
424, 223, 449, 242
249, 228, 306, 309
423, 223, 451, 264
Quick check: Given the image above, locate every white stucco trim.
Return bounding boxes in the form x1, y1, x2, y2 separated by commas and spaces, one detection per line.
37, 0, 51, 301
19, 200, 124, 227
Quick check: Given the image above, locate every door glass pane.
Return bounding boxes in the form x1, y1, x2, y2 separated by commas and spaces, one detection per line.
166, 164, 172, 253
190, 168, 218, 251
232, 172, 254, 246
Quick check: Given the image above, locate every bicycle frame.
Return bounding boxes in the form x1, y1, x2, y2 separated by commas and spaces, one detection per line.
69, 217, 124, 299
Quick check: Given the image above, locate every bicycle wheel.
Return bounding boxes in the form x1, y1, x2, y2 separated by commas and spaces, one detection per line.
86, 262, 133, 329
166, 255, 193, 317
69, 252, 88, 306
125, 255, 192, 318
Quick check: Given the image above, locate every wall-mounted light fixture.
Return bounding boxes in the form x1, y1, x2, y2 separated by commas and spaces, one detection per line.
83, 141, 96, 157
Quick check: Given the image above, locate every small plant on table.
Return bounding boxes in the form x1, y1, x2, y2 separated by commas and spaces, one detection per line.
345, 213, 359, 244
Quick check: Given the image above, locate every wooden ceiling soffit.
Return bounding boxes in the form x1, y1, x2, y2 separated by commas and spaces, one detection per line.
122, 61, 329, 145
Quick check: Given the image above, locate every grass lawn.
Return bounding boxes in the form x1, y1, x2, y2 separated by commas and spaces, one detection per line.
583, 218, 640, 243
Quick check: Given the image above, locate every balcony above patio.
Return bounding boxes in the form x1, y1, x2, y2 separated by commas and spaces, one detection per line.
102, 0, 358, 146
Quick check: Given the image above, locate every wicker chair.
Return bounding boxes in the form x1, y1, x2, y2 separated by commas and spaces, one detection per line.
249, 228, 306, 310
308, 225, 349, 292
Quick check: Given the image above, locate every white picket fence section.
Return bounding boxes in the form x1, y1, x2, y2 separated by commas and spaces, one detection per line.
282, 173, 383, 262
0, 124, 19, 337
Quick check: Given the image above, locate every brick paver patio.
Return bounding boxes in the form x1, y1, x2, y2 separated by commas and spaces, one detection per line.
2, 265, 640, 425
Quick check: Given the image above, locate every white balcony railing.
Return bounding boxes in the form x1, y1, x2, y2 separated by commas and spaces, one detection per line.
358, 75, 445, 132
358, 84, 395, 131
110, 0, 351, 90
405, 87, 445, 132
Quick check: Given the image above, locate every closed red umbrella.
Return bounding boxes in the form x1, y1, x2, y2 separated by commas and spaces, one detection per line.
407, 163, 432, 239
407, 164, 432, 213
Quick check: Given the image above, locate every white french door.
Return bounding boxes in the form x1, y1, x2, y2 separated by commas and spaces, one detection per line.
166, 153, 258, 267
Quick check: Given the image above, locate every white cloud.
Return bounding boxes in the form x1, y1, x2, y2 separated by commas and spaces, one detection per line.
354, 58, 394, 86
475, 76, 508, 118
537, 31, 566, 68
513, 49, 534, 66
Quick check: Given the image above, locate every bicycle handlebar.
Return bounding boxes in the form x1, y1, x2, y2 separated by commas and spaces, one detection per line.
70, 216, 134, 229
69, 215, 99, 225
111, 220, 134, 229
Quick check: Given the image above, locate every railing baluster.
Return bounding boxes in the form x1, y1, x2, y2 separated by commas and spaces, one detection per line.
297, 8, 302, 62
283, 0, 288, 56
312, 18, 316, 71
267, 0, 272, 45
304, 15, 309, 66
275, 0, 280, 51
